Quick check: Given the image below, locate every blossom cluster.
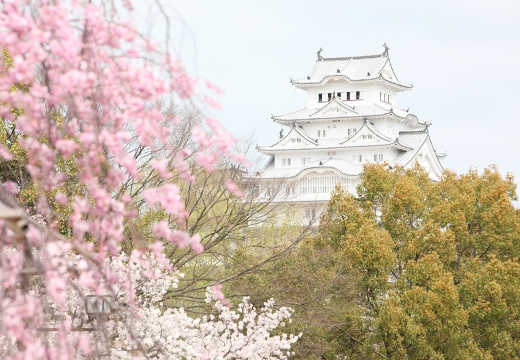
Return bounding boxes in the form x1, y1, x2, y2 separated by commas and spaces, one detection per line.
107, 253, 300, 360
1, 251, 299, 359
0, 0, 255, 357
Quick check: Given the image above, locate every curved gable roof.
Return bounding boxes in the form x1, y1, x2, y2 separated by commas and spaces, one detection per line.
272, 102, 425, 127
257, 125, 317, 154
340, 119, 394, 145
392, 130, 444, 180
310, 97, 358, 117
291, 50, 412, 90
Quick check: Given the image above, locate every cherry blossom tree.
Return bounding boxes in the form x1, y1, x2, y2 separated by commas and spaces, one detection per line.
20, 252, 299, 359
107, 254, 299, 359
0, 0, 299, 358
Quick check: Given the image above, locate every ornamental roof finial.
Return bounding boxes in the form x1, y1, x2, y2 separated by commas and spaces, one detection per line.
317, 47, 323, 61
382, 43, 389, 56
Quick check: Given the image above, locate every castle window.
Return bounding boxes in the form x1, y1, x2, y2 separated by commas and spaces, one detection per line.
346, 92, 351, 100
302, 158, 306, 165
282, 158, 291, 166
318, 130, 326, 137
337, 92, 342, 99
374, 154, 384, 162
318, 93, 323, 102
358, 155, 362, 162
298, 176, 349, 195
328, 93, 332, 101
356, 91, 361, 100
380, 92, 391, 104
305, 209, 316, 219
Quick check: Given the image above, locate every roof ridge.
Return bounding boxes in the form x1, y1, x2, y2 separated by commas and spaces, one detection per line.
271, 107, 307, 119
365, 121, 393, 141
293, 125, 318, 144
399, 128, 427, 134
321, 53, 384, 62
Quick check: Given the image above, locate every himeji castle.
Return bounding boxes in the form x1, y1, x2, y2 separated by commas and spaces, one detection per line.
253, 45, 445, 218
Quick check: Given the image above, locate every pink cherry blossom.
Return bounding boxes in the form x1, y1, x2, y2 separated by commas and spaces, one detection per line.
2, 181, 18, 194
0, 0, 283, 357
205, 80, 224, 95
225, 179, 245, 198
0, 145, 13, 160
202, 96, 222, 109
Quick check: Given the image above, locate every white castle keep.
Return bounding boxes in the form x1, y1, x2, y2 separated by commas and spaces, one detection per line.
253, 46, 445, 213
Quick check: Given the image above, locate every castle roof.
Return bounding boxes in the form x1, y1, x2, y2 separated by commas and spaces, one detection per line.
340, 119, 393, 144
390, 129, 441, 166
255, 158, 363, 179
272, 101, 427, 127
291, 49, 412, 90
257, 121, 418, 155
253, 47, 445, 189
266, 125, 318, 149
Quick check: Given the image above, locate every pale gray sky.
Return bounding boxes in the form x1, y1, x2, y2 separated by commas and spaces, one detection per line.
144, 1, 520, 185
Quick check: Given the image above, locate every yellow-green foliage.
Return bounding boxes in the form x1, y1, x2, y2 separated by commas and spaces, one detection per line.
318, 163, 520, 359
1, 50, 86, 235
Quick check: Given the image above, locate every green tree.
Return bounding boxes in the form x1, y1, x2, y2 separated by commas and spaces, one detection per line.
316, 163, 520, 359
230, 228, 364, 359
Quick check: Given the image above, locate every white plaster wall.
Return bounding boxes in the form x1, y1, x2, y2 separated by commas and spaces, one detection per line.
305, 80, 401, 108
300, 119, 364, 139
277, 146, 399, 170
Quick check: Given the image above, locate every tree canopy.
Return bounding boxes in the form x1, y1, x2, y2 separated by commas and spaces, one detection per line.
317, 164, 520, 359
0, 1, 300, 358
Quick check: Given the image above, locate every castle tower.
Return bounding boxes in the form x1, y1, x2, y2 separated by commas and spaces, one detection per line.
254, 46, 445, 218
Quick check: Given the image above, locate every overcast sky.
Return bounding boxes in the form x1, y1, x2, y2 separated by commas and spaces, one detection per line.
139, 1, 520, 186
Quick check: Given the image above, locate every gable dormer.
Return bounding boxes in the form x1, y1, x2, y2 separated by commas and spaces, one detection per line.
349, 128, 381, 145
257, 125, 317, 155
341, 119, 393, 146
381, 61, 398, 82
311, 97, 357, 119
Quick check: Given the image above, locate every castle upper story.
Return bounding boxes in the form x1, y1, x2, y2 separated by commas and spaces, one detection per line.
290, 45, 412, 110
